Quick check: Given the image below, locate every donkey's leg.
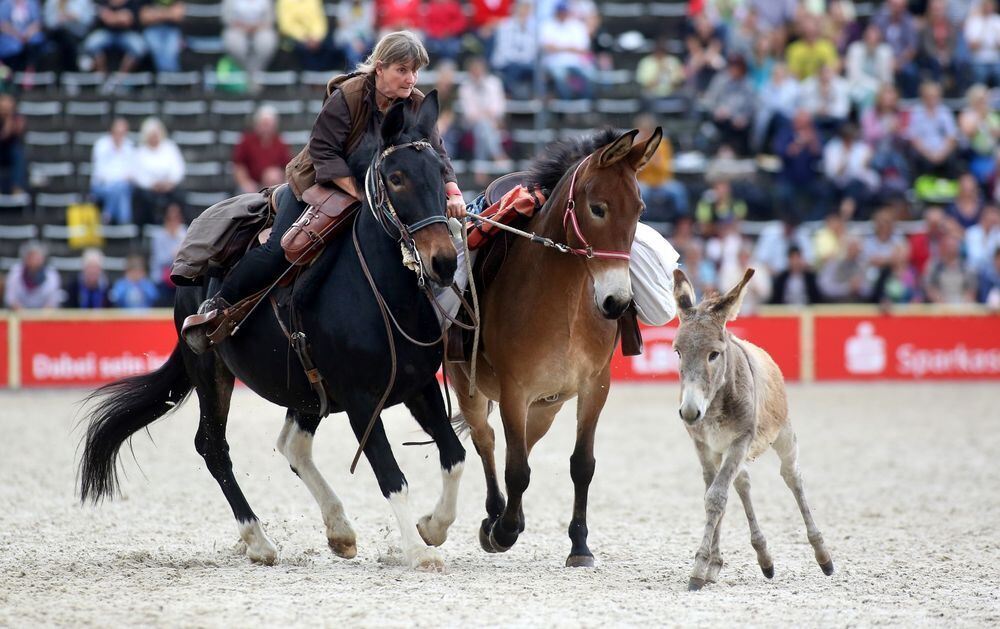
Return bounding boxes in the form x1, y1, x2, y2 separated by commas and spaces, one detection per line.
773, 424, 834, 576
693, 442, 724, 582
404, 379, 467, 547
488, 386, 531, 552
563, 372, 610, 568
689, 434, 750, 591
733, 467, 775, 579
448, 366, 506, 552
188, 353, 277, 565
276, 410, 357, 559
344, 399, 443, 571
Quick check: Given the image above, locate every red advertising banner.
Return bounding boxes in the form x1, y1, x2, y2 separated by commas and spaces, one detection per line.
19, 318, 177, 387
0, 319, 7, 387
610, 317, 802, 382
815, 315, 1000, 380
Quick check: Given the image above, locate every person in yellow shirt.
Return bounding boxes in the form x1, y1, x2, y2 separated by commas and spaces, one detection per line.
276, 0, 340, 70
634, 113, 689, 222
786, 15, 839, 79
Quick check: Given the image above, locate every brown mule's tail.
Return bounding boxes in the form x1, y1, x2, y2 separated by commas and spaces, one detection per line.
449, 402, 494, 439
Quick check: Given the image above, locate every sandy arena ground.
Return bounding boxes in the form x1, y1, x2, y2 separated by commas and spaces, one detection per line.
1, 383, 998, 627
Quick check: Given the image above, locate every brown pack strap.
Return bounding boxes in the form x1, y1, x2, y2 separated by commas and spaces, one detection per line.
270, 296, 330, 417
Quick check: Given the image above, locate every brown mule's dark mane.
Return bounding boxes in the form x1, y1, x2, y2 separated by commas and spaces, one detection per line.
525, 128, 623, 194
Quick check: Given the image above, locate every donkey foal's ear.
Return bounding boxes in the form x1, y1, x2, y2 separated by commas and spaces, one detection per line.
672, 268, 697, 318
713, 268, 756, 322
597, 129, 640, 168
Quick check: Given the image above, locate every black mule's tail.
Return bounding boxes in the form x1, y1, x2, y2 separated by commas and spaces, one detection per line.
78, 343, 193, 503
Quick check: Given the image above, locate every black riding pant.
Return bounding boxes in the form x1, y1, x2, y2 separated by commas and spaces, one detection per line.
218, 185, 306, 303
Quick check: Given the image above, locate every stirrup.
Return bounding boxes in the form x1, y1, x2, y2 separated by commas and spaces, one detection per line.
181, 297, 231, 355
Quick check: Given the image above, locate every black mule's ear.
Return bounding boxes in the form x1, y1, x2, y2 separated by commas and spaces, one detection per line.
416, 90, 440, 137
673, 268, 697, 320
381, 100, 407, 144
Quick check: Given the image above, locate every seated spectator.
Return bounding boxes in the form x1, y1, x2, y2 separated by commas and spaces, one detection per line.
490, 0, 537, 99
43, 0, 95, 73
459, 56, 508, 187
539, 0, 594, 99
907, 80, 959, 177
773, 110, 829, 221
90, 117, 134, 224
965, 202, 1000, 272
376, 0, 419, 33
813, 211, 847, 264
947, 173, 984, 229
695, 177, 748, 234
704, 213, 742, 270
3, 241, 61, 309
818, 236, 869, 302
419, 0, 466, 63
636, 36, 685, 108
863, 207, 908, 279
924, 233, 977, 303
634, 114, 688, 221
684, 12, 725, 93
908, 205, 951, 274
798, 63, 851, 138
822, 123, 879, 219
964, 0, 1000, 87
726, 6, 761, 60
701, 54, 755, 155
469, 0, 511, 59
432, 59, 460, 156
823, 0, 860, 56
222, 0, 277, 88
717, 239, 772, 315
65, 248, 110, 308
148, 202, 186, 303
862, 84, 911, 199
958, 84, 1000, 185
871, 246, 920, 305
110, 253, 159, 309
754, 213, 815, 274
845, 23, 893, 110
680, 241, 716, 300
977, 248, 1000, 307
751, 62, 798, 153
277, 0, 339, 71
873, 0, 920, 96
334, 0, 375, 70
747, 0, 797, 35
785, 14, 839, 81
232, 105, 290, 194
747, 32, 777, 92
919, 0, 964, 95
0, 0, 46, 72
132, 116, 185, 226
139, 0, 184, 72
0, 93, 27, 195
770, 245, 823, 305
82, 0, 147, 80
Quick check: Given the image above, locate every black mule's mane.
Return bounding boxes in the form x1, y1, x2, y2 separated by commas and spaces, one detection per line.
525, 128, 622, 194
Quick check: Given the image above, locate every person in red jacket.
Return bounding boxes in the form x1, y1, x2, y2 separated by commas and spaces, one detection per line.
419, 0, 466, 61
469, 0, 512, 58
377, 0, 419, 31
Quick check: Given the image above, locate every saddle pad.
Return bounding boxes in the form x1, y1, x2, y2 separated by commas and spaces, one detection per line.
466, 184, 545, 250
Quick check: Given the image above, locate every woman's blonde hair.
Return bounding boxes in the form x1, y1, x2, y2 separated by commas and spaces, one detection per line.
140, 117, 168, 145
357, 31, 430, 74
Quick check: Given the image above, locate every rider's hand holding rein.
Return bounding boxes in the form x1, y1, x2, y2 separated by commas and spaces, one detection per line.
446, 181, 466, 219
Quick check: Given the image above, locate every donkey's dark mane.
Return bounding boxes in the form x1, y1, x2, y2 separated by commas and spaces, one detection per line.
526, 128, 622, 193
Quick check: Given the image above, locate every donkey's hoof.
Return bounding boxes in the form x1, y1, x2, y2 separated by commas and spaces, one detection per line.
688, 577, 707, 591
328, 537, 357, 559
488, 521, 517, 553
410, 547, 446, 572
417, 514, 448, 547
761, 564, 775, 579
565, 554, 595, 568
820, 560, 835, 576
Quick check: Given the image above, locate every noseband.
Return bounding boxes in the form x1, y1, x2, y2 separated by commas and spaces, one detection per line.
561, 155, 632, 262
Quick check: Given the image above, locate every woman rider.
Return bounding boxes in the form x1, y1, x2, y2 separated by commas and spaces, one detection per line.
183, 31, 466, 353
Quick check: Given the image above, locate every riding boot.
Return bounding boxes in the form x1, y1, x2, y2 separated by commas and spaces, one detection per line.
181, 295, 232, 355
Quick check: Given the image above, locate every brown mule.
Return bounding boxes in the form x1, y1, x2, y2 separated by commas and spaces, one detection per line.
446, 128, 662, 567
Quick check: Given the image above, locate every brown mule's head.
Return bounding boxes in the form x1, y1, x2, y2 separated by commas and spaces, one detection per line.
564, 127, 663, 319
671, 267, 755, 424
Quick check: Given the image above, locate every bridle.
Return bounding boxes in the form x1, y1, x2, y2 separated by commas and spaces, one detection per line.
364, 139, 449, 287
560, 154, 632, 261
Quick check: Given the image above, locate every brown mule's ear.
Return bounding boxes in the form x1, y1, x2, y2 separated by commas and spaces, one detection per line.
673, 268, 697, 319
712, 268, 756, 322
629, 126, 663, 171
596, 129, 640, 168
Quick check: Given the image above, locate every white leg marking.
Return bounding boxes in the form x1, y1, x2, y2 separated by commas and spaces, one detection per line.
238, 519, 278, 565
418, 461, 464, 547
280, 419, 357, 558
388, 487, 445, 571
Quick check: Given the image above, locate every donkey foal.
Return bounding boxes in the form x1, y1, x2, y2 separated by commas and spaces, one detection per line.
672, 268, 833, 591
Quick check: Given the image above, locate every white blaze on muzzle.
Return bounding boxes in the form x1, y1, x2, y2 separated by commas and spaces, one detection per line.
679, 382, 708, 423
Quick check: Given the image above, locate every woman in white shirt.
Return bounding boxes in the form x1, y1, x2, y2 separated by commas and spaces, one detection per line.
132, 117, 185, 226
965, 0, 1000, 86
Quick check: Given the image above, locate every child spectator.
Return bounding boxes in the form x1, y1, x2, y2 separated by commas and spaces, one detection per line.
109, 254, 159, 308
43, 0, 95, 72
3, 241, 61, 309
90, 117, 134, 225
65, 248, 110, 308
0, 94, 27, 195
0, 0, 46, 72
222, 0, 277, 88
139, 0, 184, 72
232, 105, 290, 194
132, 116, 185, 226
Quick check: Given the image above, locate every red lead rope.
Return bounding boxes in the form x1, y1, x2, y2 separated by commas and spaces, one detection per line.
561, 155, 632, 261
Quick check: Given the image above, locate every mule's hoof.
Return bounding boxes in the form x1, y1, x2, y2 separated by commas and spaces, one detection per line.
410, 547, 446, 572
688, 577, 707, 591
565, 554, 595, 568
820, 560, 835, 576
488, 521, 516, 552
761, 564, 774, 579
417, 514, 448, 547
328, 537, 357, 559
479, 519, 500, 553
